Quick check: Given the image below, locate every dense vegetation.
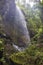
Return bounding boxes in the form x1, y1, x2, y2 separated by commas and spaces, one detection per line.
0, 0, 43, 65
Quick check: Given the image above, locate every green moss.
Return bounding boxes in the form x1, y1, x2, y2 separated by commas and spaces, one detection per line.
10, 45, 43, 65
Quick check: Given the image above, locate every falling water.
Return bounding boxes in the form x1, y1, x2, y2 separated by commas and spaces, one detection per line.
0, 0, 30, 51
13, 44, 25, 51
13, 5, 30, 51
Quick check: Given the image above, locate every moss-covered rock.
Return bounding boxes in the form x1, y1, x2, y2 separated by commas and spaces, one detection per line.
10, 45, 43, 65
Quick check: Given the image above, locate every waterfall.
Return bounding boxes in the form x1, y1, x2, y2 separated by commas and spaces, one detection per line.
0, 0, 30, 51
12, 5, 30, 51
13, 44, 25, 51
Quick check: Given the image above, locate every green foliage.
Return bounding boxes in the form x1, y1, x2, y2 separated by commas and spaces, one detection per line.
0, 1, 43, 65
18, 3, 43, 44
0, 38, 5, 64
0, 39, 4, 51
10, 45, 43, 65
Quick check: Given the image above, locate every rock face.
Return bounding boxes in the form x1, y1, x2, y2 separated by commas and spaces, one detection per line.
0, 0, 30, 47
